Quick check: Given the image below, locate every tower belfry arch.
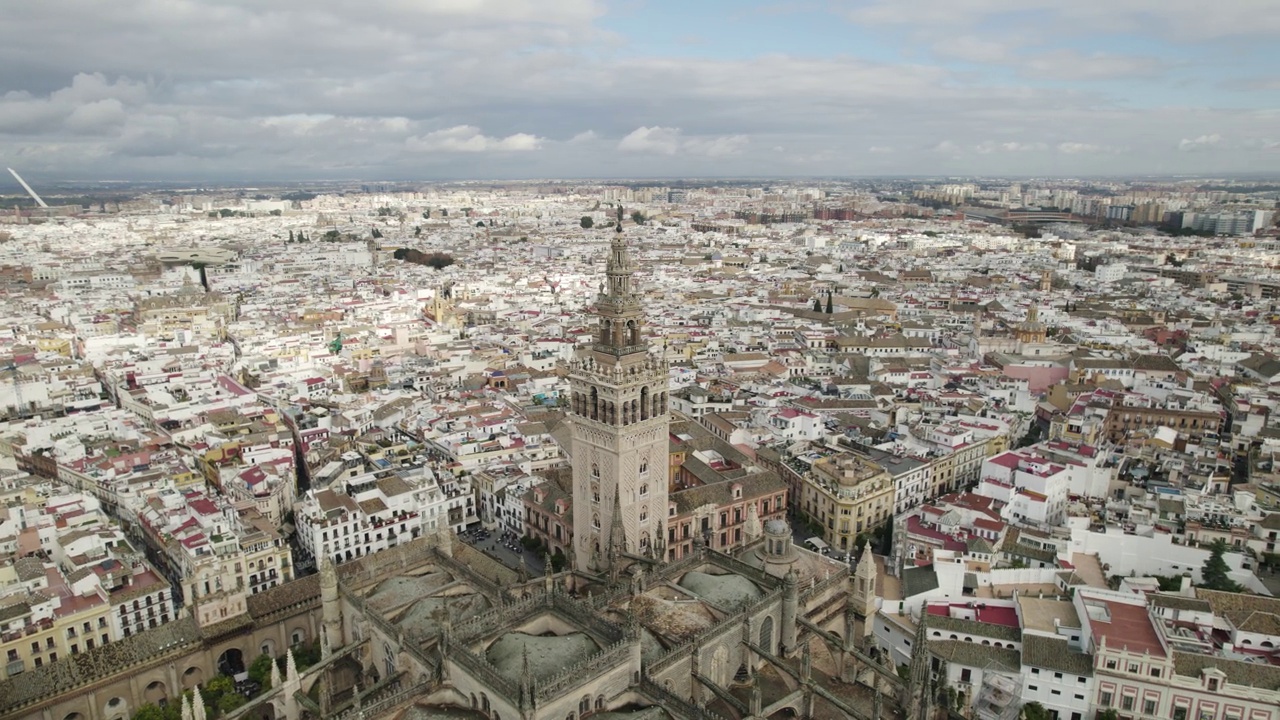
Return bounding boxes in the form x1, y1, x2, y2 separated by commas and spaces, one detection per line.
569, 207, 671, 573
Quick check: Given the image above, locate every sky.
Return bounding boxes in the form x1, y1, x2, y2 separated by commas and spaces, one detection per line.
0, 0, 1278, 182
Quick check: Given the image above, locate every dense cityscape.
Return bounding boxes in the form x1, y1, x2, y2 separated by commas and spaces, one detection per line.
0, 175, 1276, 720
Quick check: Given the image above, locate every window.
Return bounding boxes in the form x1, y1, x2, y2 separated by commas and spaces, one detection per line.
1100, 692, 1113, 707
1121, 696, 1134, 711
1127, 663, 1139, 673
639, 484, 648, 496
1149, 668, 1160, 678
960, 669, 971, 682
1029, 685, 1038, 692
1143, 700, 1156, 715
1106, 660, 1117, 670
1032, 668, 1040, 675
1054, 672, 1063, 680
1051, 690, 1061, 697
1207, 678, 1219, 692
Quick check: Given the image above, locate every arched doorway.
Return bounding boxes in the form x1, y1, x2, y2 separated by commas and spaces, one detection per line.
144, 680, 169, 705
218, 648, 245, 676
182, 666, 205, 689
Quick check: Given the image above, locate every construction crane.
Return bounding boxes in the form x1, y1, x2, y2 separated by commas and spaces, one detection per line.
6, 168, 48, 208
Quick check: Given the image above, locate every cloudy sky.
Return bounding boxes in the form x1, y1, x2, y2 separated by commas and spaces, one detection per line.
1, 0, 1277, 182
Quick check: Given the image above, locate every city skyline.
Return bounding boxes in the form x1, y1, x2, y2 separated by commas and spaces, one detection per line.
1, 0, 1278, 181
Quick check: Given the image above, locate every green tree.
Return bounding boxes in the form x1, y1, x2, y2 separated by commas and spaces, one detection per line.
269, 209, 282, 216
1021, 702, 1051, 720
825, 293, 833, 314
288, 230, 294, 242
424, 253, 455, 270
1097, 710, 1120, 720
248, 652, 275, 689
371, 228, 383, 239
414, 226, 421, 237
580, 216, 594, 229
631, 210, 645, 225
812, 298, 822, 312
218, 693, 246, 714
1016, 422, 1043, 448
131, 703, 167, 720
218, 208, 234, 218
551, 548, 567, 572
1200, 539, 1241, 592
476, 221, 486, 227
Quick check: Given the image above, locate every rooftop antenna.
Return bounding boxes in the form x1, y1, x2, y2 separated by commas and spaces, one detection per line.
6, 168, 48, 208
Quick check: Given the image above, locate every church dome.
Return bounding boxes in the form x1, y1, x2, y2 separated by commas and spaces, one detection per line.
764, 518, 789, 536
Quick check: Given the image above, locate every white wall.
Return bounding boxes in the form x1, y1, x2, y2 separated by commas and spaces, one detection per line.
1069, 527, 1247, 582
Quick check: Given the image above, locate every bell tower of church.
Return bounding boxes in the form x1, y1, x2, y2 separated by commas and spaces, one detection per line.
569, 207, 670, 573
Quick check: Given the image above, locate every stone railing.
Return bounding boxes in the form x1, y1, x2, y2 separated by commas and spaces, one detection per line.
649, 587, 782, 673
801, 566, 850, 601
450, 646, 520, 700
703, 549, 778, 586
639, 677, 732, 720
535, 638, 632, 703
452, 591, 625, 648
432, 547, 511, 602
452, 593, 546, 642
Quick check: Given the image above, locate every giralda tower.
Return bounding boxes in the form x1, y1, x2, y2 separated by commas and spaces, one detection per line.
568, 208, 670, 573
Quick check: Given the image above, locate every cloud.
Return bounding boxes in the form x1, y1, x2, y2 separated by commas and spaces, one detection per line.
618, 127, 748, 157
1020, 50, 1166, 80
0, 1, 1274, 178
846, 0, 1280, 41
1057, 142, 1127, 155
1178, 133, 1223, 151
618, 126, 681, 155
406, 126, 543, 153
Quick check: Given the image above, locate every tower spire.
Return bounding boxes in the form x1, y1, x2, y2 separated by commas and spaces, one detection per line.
569, 203, 669, 573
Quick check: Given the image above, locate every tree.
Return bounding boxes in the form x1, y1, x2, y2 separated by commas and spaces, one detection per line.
248, 652, 275, 689
825, 293, 833, 314
631, 210, 645, 225
288, 230, 294, 243
476, 221, 486, 227
217, 693, 246, 714
1021, 702, 1051, 720
1200, 539, 1241, 592
371, 228, 382, 239
131, 704, 167, 720
218, 208, 234, 218
393, 248, 408, 260
812, 298, 822, 312
269, 209, 282, 216
1097, 710, 1120, 720
1016, 422, 1043, 448
414, 226, 421, 237
580, 216, 594, 229
424, 253, 455, 270
551, 548, 567, 572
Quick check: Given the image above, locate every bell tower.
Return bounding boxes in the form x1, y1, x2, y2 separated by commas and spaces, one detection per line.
569, 207, 670, 573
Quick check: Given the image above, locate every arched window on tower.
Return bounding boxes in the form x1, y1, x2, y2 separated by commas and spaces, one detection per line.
591, 463, 600, 479
640, 386, 650, 421
592, 513, 601, 530
592, 483, 601, 504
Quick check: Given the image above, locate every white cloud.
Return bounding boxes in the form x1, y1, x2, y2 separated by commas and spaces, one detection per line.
618, 127, 748, 157
1178, 133, 1223, 151
618, 126, 682, 155
868, 145, 893, 154
1057, 142, 1121, 154
406, 125, 542, 153
567, 130, 598, 143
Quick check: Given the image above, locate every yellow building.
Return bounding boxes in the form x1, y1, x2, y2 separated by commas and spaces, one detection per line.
1, 563, 115, 679
801, 453, 894, 552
